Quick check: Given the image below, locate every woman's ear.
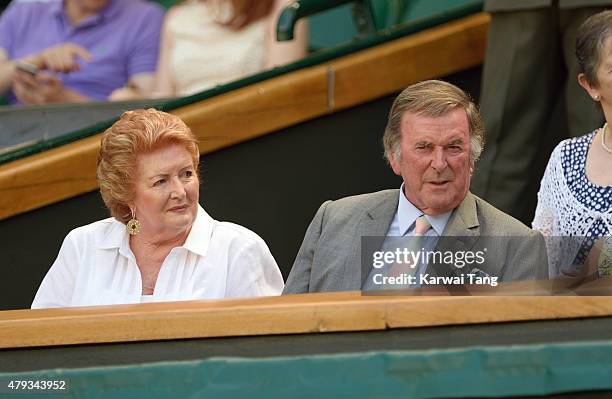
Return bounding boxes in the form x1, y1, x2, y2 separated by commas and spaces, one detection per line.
126, 203, 135, 218
578, 73, 601, 101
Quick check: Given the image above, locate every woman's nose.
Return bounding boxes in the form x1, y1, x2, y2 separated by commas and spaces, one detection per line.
169, 177, 187, 199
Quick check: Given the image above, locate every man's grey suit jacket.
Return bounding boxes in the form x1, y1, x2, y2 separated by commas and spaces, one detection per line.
283, 189, 548, 294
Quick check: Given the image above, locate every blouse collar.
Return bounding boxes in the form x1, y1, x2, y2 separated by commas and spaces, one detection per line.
97, 204, 213, 257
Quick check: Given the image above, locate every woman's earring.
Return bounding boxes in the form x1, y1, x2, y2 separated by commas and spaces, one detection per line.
595, 95, 601, 101
126, 208, 141, 235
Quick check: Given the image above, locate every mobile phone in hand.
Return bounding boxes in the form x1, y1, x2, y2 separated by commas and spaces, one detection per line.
15, 61, 39, 76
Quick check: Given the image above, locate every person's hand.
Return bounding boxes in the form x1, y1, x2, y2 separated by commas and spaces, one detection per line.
12, 70, 88, 104
21, 43, 92, 73
108, 73, 156, 101
108, 86, 148, 101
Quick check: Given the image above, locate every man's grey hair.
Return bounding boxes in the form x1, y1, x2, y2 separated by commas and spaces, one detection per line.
382, 80, 485, 164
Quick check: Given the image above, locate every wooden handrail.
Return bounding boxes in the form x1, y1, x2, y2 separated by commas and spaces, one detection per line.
0, 13, 489, 221
2, 288, 612, 349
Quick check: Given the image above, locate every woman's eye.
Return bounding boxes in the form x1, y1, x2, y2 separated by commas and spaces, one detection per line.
182, 170, 194, 178
153, 179, 165, 187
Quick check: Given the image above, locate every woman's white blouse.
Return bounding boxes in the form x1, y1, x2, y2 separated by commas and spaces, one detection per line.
32, 205, 284, 308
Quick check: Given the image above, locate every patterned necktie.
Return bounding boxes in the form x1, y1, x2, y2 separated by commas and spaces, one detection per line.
389, 215, 432, 279
414, 215, 432, 237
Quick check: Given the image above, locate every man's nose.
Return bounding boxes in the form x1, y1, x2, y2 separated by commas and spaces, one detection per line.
430, 147, 448, 171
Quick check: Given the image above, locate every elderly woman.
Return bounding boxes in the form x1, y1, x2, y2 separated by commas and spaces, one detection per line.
533, 10, 612, 279
32, 109, 283, 308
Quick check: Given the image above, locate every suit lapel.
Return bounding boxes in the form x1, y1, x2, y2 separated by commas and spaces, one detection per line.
441, 191, 480, 238
343, 190, 399, 290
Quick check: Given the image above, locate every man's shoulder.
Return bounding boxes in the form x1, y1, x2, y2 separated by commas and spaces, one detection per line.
472, 194, 535, 236
1, 0, 55, 22
325, 189, 398, 215
4, 0, 55, 10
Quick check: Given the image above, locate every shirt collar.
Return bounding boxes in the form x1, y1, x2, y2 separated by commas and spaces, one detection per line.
97, 217, 134, 261
98, 0, 122, 20
97, 204, 212, 258
56, 0, 121, 28
182, 205, 213, 257
397, 183, 452, 236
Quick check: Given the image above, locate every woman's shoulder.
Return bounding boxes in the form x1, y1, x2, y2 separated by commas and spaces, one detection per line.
546, 130, 597, 165
64, 217, 123, 246
193, 207, 270, 256
556, 130, 597, 152
165, 1, 209, 27
212, 220, 267, 248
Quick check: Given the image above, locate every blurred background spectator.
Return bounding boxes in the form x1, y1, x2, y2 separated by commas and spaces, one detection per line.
0, 0, 164, 105
149, 0, 308, 98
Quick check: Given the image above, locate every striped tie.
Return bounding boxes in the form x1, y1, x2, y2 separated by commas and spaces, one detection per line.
414, 215, 432, 236
389, 215, 432, 279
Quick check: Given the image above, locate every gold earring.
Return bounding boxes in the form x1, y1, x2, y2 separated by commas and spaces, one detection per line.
126, 209, 141, 235
595, 95, 601, 101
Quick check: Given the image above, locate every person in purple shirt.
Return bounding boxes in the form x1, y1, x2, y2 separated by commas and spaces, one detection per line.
0, 0, 164, 105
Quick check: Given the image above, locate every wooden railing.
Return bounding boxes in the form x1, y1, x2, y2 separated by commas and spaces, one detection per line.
2, 287, 612, 349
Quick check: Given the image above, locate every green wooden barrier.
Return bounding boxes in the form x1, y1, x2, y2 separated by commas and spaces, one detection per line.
151, 0, 179, 10
2, 341, 612, 398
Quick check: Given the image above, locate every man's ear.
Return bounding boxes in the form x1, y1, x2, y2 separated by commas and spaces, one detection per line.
389, 153, 401, 176
578, 73, 600, 101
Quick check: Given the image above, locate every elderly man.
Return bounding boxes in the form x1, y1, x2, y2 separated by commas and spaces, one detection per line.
0, 0, 164, 105
283, 80, 548, 294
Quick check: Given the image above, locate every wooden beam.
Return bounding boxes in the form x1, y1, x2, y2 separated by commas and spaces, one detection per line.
0, 13, 490, 220
2, 290, 612, 349
174, 64, 330, 154
332, 12, 488, 109
0, 135, 100, 218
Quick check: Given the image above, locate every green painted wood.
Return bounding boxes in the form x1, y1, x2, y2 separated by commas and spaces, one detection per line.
151, 0, 179, 10
2, 341, 612, 398
277, 0, 359, 40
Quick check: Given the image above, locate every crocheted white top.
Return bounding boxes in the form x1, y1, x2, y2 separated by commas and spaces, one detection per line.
533, 131, 612, 276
